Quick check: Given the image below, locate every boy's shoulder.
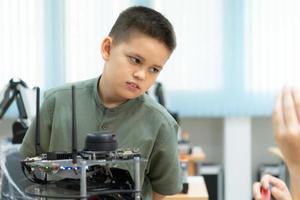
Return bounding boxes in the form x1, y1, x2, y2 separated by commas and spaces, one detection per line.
138, 93, 177, 125
44, 78, 97, 100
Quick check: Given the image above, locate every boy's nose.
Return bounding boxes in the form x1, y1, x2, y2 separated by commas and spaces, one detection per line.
133, 68, 146, 80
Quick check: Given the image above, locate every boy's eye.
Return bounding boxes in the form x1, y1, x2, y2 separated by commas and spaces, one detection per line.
128, 56, 141, 64
149, 67, 160, 74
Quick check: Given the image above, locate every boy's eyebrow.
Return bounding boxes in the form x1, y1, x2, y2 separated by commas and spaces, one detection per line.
132, 54, 145, 62
153, 65, 163, 70
131, 53, 163, 69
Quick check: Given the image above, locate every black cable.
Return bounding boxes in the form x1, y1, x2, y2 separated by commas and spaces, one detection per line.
71, 85, 78, 164
35, 87, 41, 155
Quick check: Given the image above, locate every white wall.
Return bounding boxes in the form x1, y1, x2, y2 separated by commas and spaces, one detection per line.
251, 117, 282, 182
0, 118, 15, 140
180, 117, 224, 165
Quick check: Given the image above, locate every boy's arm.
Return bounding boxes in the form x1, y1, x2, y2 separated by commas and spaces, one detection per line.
153, 192, 165, 200
148, 122, 182, 196
289, 169, 300, 200
272, 87, 300, 200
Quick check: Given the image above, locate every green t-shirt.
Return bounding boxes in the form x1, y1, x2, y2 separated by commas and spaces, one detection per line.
20, 77, 182, 199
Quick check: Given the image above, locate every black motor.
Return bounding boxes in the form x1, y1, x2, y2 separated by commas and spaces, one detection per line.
84, 131, 118, 152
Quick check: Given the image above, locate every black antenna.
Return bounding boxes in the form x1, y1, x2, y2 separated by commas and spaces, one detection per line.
35, 87, 41, 155
71, 85, 78, 164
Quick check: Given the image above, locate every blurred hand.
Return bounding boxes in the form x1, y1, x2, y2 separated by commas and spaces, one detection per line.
272, 87, 300, 170
253, 174, 292, 200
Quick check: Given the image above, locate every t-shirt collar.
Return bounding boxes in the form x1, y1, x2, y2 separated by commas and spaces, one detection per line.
93, 76, 139, 113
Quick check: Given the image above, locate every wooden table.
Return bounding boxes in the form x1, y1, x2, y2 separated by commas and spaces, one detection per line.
180, 153, 206, 176
165, 176, 209, 200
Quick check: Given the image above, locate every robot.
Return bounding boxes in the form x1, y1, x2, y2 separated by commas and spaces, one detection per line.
20, 85, 143, 200
0, 78, 36, 144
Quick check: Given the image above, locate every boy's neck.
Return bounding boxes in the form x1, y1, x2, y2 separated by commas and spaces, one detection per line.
98, 77, 128, 109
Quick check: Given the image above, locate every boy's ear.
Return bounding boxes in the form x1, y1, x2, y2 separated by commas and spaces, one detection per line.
101, 37, 113, 61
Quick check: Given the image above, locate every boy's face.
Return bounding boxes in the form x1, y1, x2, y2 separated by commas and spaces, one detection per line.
101, 32, 171, 101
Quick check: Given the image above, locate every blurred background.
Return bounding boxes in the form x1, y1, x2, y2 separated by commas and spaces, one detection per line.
1, 0, 300, 199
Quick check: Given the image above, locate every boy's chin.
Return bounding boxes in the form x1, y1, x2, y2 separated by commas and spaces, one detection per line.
122, 92, 142, 100
125, 94, 141, 100
118, 89, 145, 100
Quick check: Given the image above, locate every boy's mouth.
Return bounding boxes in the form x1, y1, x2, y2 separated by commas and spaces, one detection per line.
126, 82, 140, 91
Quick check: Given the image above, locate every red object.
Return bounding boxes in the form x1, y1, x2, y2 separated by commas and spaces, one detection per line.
261, 187, 271, 200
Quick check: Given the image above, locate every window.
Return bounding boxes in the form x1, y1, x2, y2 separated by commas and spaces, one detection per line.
154, 0, 223, 92
244, 0, 300, 94
0, 0, 45, 88
64, 0, 131, 82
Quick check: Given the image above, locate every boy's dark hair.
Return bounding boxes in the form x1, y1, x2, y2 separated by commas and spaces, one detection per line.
109, 6, 176, 52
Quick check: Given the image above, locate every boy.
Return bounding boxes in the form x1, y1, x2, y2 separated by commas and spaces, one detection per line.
20, 6, 182, 200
